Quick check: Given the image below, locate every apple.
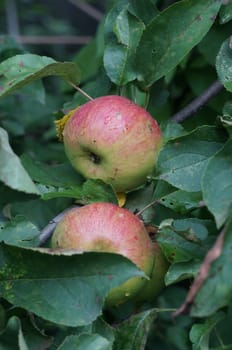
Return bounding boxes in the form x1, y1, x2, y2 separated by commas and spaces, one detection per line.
51, 202, 155, 307
62, 95, 162, 192
135, 242, 169, 304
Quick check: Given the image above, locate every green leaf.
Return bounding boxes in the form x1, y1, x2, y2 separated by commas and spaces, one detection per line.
191, 220, 232, 317
0, 243, 143, 326
136, 0, 222, 87
157, 218, 209, 263
156, 126, 225, 192
113, 308, 158, 350
0, 316, 29, 350
104, 2, 145, 85
159, 190, 202, 214
190, 312, 225, 350
165, 260, 201, 286
216, 37, 232, 92
0, 127, 39, 194
21, 154, 84, 188
128, 0, 159, 25
0, 54, 80, 98
202, 139, 232, 228
0, 315, 53, 350
58, 334, 111, 350
41, 179, 118, 205
0, 216, 40, 247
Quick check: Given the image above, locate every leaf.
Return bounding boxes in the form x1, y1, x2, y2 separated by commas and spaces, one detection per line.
0, 216, 40, 247
104, 2, 145, 85
159, 190, 202, 214
219, 1, 232, 24
58, 334, 111, 350
216, 37, 232, 92
0, 315, 53, 350
202, 139, 232, 228
113, 309, 158, 350
128, 0, 159, 25
190, 312, 225, 350
0, 54, 80, 98
0, 243, 144, 327
136, 0, 222, 87
40, 179, 118, 205
156, 126, 225, 192
0, 316, 29, 350
165, 260, 201, 286
21, 154, 84, 187
0, 127, 39, 194
191, 220, 232, 318
157, 218, 210, 263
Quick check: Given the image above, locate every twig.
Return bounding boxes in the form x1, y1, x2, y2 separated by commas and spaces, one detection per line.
135, 199, 159, 217
5, 0, 20, 36
68, 81, 94, 101
68, 0, 104, 22
171, 80, 223, 123
0, 35, 92, 45
39, 205, 79, 246
173, 226, 226, 317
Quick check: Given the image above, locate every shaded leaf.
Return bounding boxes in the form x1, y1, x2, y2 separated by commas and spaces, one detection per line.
136, 0, 222, 86
156, 126, 225, 192
219, 1, 232, 24
190, 312, 225, 350
58, 334, 111, 350
0, 127, 39, 194
0, 243, 143, 326
0, 54, 80, 98
113, 309, 157, 350
21, 154, 84, 188
202, 139, 232, 228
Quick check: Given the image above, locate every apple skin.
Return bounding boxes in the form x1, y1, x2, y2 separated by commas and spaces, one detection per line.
51, 202, 154, 307
135, 243, 169, 304
63, 95, 162, 192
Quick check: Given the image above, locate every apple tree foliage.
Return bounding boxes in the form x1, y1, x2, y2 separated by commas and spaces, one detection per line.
0, 0, 232, 348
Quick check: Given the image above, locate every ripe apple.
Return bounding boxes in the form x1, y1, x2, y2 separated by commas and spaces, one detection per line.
51, 202, 155, 307
62, 95, 162, 192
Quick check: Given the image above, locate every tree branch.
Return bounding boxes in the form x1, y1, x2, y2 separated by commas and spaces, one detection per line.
173, 226, 226, 317
170, 80, 223, 123
39, 205, 79, 246
68, 0, 104, 22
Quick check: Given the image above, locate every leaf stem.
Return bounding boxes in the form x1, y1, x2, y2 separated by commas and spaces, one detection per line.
68, 81, 94, 101
135, 199, 159, 217
170, 80, 223, 123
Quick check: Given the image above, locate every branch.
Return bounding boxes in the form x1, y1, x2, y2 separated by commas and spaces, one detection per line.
170, 80, 223, 123
68, 0, 104, 22
39, 205, 79, 246
0, 35, 92, 45
173, 226, 226, 317
5, 0, 20, 36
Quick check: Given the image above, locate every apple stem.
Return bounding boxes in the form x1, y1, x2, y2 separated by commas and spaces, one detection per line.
68, 81, 94, 101
135, 199, 159, 217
